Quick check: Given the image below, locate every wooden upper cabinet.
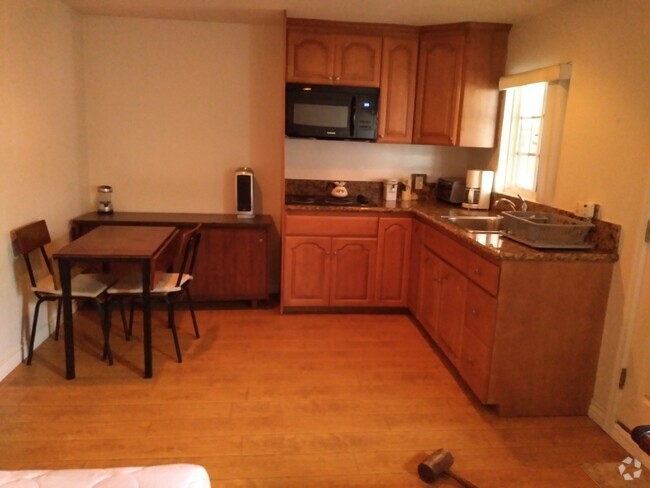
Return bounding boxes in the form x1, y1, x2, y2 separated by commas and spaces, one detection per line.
335, 34, 382, 86
286, 31, 335, 84
287, 27, 382, 87
414, 32, 464, 146
378, 35, 419, 143
413, 23, 510, 147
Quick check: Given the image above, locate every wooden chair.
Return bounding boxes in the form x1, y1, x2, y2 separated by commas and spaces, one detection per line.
12, 220, 117, 365
107, 224, 202, 363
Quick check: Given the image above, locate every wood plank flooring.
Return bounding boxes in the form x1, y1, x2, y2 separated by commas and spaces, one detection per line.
0, 305, 628, 487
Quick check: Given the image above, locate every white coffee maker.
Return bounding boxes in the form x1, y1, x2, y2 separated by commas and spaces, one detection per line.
461, 170, 494, 210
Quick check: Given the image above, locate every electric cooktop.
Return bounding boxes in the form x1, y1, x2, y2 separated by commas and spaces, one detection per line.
285, 194, 377, 207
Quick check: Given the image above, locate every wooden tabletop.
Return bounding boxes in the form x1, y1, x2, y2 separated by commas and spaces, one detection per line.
53, 225, 177, 260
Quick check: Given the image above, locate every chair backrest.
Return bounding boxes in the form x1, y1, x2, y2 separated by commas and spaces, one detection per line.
12, 220, 55, 288
175, 224, 202, 287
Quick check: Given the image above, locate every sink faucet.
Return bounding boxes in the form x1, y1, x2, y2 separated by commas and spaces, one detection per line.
494, 194, 528, 212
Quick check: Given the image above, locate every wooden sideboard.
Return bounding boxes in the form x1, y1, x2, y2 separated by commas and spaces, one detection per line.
71, 212, 273, 306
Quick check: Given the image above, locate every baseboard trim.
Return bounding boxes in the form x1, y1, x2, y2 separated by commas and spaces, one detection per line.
589, 399, 608, 426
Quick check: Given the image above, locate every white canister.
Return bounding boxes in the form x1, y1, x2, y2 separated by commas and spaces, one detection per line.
383, 178, 398, 201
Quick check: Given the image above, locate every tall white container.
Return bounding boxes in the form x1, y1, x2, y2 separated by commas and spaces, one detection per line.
383, 178, 398, 201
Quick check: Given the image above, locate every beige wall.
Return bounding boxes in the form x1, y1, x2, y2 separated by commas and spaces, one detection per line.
0, 0, 88, 377
506, 0, 650, 418
82, 16, 285, 219
285, 138, 493, 182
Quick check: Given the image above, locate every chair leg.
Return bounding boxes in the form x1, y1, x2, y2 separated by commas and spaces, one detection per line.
118, 299, 130, 340
54, 299, 62, 341
128, 299, 136, 338
184, 288, 200, 339
25, 298, 46, 365
167, 299, 182, 363
96, 301, 113, 366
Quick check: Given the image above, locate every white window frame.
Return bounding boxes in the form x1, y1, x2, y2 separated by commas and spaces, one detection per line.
495, 64, 571, 203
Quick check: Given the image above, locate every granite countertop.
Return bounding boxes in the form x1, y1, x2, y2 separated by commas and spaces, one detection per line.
285, 199, 619, 263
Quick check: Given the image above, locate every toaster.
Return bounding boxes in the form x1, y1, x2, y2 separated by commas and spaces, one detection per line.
436, 177, 465, 204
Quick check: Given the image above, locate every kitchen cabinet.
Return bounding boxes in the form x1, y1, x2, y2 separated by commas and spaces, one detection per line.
407, 219, 424, 311
286, 23, 382, 87
377, 34, 419, 143
192, 227, 268, 303
282, 213, 413, 309
283, 235, 377, 307
435, 260, 466, 366
413, 23, 510, 147
413, 218, 613, 416
282, 214, 379, 307
415, 247, 442, 338
70, 212, 272, 305
375, 217, 412, 306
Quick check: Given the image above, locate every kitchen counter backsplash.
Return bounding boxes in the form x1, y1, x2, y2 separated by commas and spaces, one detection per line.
285, 178, 437, 203
285, 179, 621, 260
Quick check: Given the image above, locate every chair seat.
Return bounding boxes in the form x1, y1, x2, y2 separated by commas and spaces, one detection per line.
107, 272, 193, 295
33, 273, 116, 298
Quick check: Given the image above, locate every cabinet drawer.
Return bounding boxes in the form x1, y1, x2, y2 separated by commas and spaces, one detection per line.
459, 329, 492, 402
285, 215, 378, 237
424, 225, 499, 295
465, 282, 497, 347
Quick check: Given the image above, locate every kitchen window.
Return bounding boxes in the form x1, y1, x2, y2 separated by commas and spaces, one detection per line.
495, 64, 571, 202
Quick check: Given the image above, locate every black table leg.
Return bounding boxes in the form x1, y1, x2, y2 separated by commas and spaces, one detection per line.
142, 259, 152, 378
59, 259, 75, 379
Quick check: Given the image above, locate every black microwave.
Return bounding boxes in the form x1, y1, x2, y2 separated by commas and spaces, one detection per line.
285, 83, 379, 141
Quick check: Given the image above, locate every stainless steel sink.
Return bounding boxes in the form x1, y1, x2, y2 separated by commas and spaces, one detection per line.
440, 215, 504, 233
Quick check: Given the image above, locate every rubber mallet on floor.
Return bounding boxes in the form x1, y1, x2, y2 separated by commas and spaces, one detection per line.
418, 448, 478, 488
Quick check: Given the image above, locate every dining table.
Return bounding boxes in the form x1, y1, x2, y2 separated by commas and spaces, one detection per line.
53, 225, 178, 379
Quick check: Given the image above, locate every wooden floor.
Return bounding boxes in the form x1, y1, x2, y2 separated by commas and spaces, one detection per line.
0, 304, 628, 487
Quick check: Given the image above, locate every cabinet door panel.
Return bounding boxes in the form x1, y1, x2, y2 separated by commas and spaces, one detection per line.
413, 33, 465, 146
408, 220, 424, 311
435, 261, 466, 366
283, 236, 331, 306
417, 248, 442, 337
378, 36, 418, 143
376, 217, 412, 306
330, 238, 377, 306
193, 228, 267, 300
465, 282, 497, 346
459, 328, 492, 402
287, 31, 335, 84
335, 34, 382, 87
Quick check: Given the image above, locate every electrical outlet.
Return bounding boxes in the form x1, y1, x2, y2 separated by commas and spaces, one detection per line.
575, 201, 596, 219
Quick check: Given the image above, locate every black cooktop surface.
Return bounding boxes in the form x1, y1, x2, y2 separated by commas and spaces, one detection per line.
285, 194, 377, 207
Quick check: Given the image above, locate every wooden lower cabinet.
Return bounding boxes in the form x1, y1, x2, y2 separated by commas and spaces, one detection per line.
415, 247, 442, 337
375, 217, 412, 306
282, 213, 410, 308
330, 238, 377, 306
192, 227, 268, 302
407, 219, 424, 311
412, 219, 613, 416
435, 260, 466, 366
283, 235, 377, 307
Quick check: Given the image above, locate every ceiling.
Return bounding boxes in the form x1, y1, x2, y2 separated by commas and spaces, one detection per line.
60, 0, 572, 26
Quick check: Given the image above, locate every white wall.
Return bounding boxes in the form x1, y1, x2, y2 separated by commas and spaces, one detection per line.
82, 16, 285, 220
0, 0, 88, 378
285, 138, 493, 182
505, 0, 650, 419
